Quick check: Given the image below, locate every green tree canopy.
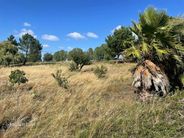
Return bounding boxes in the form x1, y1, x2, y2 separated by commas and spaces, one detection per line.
53, 50, 67, 61
19, 33, 42, 64
94, 44, 112, 61
0, 41, 19, 66
87, 48, 94, 60
7, 35, 18, 46
106, 26, 135, 56
43, 53, 53, 62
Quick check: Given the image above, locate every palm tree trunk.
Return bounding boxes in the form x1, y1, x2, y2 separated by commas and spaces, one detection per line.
132, 60, 170, 101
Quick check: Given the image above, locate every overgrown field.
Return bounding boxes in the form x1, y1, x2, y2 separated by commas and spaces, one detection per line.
0, 63, 184, 138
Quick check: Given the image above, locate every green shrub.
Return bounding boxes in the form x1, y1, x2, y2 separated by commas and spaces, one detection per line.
52, 70, 68, 89
94, 65, 107, 78
9, 69, 28, 85
69, 62, 78, 71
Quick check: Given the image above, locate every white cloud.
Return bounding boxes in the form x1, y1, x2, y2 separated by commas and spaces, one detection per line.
16, 28, 36, 38
111, 25, 122, 33
86, 32, 98, 38
43, 44, 50, 48
67, 32, 85, 40
23, 22, 31, 27
42, 34, 59, 41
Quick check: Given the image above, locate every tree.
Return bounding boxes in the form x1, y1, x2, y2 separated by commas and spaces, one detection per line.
0, 41, 19, 66
106, 26, 135, 57
19, 33, 42, 64
87, 48, 94, 60
7, 35, 18, 46
132, 60, 170, 100
53, 50, 67, 61
68, 48, 90, 70
124, 7, 184, 92
16, 53, 26, 64
94, 47, 104, 61
28, 39, 42, 62
43, 53, 53, 62
94, 44, 112, 61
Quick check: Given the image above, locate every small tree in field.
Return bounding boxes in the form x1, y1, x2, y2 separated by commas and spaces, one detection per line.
68, 48, 91, 71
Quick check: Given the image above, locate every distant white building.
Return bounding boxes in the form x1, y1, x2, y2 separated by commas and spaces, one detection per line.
114, 54, 124, 61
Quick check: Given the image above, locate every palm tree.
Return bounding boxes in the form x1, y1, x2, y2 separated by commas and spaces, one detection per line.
124, 7, 184, 95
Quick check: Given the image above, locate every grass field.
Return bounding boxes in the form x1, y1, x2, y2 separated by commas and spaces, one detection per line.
0, 62, 184, 138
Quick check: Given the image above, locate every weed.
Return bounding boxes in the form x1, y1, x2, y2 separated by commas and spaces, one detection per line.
94, 65, 107, 78
69, 62, 78, 71
52, 70, 68, 89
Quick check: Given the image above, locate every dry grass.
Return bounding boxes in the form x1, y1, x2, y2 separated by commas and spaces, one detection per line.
0, 62, 184, 138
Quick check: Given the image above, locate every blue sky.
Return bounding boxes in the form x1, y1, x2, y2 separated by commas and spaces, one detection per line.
0, 0, 184, 54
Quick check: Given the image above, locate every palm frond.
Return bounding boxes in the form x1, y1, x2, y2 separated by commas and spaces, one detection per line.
152, 41, 170, 60
172, 55, 183, 64
131, 21, 142, 38
124, 46, 141, 59
141, 41, 149, 54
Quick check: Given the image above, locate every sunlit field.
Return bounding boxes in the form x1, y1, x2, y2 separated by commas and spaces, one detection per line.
0, 62, 184, 138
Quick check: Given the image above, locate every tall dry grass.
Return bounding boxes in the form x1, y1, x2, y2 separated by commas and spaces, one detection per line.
0, 63, 183, 138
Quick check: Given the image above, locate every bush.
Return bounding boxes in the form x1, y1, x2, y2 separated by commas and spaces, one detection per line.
69, 62, 78, 71
9, 69, 28, 85
51, 70, 68, 89
94, 65, 107, 78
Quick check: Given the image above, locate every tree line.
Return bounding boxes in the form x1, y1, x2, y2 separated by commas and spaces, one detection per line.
43, 45, 112, 62
43, 25, 136, 62
43, 26, 136, 62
